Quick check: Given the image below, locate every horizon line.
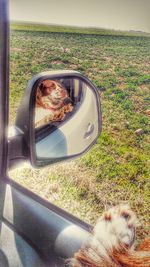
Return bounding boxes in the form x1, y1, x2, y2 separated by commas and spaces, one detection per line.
10, 20, 150, 34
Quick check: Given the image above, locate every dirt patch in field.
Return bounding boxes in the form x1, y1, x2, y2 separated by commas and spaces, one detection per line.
51, 60, 65, 65
10, 47, 23, 52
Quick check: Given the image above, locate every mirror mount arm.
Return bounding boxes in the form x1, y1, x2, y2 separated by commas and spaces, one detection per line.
8, 126, 29, 169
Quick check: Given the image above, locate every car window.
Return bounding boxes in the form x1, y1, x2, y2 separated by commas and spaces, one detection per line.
9, 10, 99, 224
9, 1, 150, 236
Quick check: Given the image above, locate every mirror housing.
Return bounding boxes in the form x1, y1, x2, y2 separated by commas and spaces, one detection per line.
15, 71, 102, 167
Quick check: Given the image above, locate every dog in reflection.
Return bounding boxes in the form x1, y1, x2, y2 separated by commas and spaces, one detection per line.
35, 80, 73, 125
71, 204, 150, 267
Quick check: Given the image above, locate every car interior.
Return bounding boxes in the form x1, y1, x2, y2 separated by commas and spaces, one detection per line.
0, 178, 91, 267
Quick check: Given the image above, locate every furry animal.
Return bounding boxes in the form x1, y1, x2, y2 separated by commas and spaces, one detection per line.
71, 204, 150, 267
35, 79, 73, 127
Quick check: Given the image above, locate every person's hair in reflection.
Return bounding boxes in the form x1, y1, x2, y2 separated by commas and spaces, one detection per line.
35, 80, 73, 127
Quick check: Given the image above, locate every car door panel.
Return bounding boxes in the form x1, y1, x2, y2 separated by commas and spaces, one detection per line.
0, 221, 46, 267
0, 179, 90, 266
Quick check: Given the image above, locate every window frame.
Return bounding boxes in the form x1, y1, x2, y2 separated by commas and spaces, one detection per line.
0, 0, 9, 178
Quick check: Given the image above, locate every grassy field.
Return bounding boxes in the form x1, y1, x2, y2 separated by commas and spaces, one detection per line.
11, 22, 150, 37
9, 23, 150, 241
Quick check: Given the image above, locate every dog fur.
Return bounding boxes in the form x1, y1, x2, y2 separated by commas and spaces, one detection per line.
71, 204, 150, 267
35, 79, 73, 127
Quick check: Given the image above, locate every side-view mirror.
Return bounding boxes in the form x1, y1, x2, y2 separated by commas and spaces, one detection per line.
15, 71, 102, 167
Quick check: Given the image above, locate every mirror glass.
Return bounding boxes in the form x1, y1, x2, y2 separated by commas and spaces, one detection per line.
34, 77, 100, 164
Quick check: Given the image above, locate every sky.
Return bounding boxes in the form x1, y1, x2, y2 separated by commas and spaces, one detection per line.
10, 0, 150, 33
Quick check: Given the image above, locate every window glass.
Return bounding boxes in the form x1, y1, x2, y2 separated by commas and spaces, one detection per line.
9, 1, 150, 237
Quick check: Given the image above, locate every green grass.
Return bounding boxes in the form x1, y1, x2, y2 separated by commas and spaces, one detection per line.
11, 22, 150, 37
9, 23, 150, 241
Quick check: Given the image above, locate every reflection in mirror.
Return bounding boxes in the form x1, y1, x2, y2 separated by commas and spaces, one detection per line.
34, 77, 100, 164
35, 79, 74, 128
